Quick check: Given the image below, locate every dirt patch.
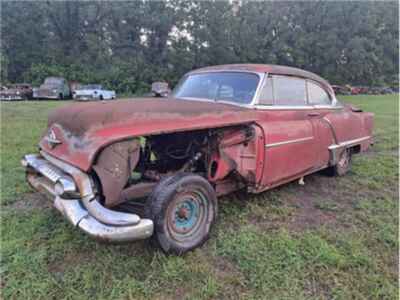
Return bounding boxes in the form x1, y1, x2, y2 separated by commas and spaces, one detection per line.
283, 177, 340, 232
207, 253, 249, 299
6, 192, 52, 211
246, 172, 364, 233
47, 250, 92, 276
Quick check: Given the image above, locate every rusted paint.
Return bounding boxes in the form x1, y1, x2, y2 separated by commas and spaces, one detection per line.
120, 182, 158, 203
92, 139, 140, 206
208, 126, 259, 183
40, 98, 258, 171
22, 63, 375, 247
38, 64, 338, 171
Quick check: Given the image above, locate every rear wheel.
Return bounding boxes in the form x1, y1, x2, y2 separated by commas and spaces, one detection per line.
328, 148, 352, 176
99, 95, 104, 100
145, 173, 217, 255
58, 93, 63, 100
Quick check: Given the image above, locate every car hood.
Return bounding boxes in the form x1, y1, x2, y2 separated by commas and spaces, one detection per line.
40, 97, 258, 170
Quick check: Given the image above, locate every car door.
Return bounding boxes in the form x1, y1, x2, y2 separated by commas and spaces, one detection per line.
255, 74, 319, 187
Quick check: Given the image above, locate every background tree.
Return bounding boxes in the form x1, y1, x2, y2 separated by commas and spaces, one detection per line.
1, 0, 398, 93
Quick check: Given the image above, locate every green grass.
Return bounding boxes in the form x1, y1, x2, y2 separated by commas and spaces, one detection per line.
1, 95, 398, 299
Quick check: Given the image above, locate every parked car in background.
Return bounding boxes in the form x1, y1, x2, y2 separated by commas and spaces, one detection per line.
331, 85, 351, 95
73, 84, 116, 101
33, 77, 70, 100
0, 83, 33, 101
350, 86, 362, 95
69, 81, 82, 96
151, 81, 171, 97
22, 64, 374, 254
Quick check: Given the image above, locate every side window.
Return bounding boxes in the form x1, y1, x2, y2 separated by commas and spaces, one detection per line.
259, 76, 274, 105
273, 76, 307, 106
307, 81, 331, 105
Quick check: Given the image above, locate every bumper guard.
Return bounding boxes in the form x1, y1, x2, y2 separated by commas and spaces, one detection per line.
22, 153, 154, 243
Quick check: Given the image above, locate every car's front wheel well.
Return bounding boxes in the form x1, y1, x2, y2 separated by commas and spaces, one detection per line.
93, 125, 259, 208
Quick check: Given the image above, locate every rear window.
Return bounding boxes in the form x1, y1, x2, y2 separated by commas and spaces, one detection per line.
307, 81, 331, 105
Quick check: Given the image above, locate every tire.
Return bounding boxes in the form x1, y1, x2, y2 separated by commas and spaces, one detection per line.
58, 93, 63, 100
145, 173, 217, 255
328, 148, 352, 176
99, 95, 104, 100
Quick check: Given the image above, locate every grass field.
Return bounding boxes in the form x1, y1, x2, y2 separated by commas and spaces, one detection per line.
1, 95, 398, 299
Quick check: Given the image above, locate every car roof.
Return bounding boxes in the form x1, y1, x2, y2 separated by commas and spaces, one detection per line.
188, 64, 333, 93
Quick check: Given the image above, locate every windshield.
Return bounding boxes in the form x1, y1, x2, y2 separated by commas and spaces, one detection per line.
173, 72, 260, 104
44, 78, 63, 85
80, 84, 102, 90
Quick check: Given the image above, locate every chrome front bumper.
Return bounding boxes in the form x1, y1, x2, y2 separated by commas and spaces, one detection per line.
21, 153, 154, 243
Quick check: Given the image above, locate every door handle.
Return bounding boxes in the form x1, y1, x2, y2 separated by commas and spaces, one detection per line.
308, 112, 320, 117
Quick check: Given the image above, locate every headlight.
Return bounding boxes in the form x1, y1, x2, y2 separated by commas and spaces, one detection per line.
16, 91, 20, 95
53, 89, 57, 93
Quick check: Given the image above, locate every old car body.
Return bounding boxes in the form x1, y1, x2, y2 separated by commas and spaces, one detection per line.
73, 84, 116, 101
0, 83, 33, 100
33, 77, 70, 100
69, 81, 82, 96
22, 64, 374, 254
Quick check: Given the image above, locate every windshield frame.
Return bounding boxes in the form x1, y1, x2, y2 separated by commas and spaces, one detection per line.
172, 70, 265, 108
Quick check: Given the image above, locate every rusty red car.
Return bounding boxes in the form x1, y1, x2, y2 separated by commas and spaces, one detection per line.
22, 64, 374, 254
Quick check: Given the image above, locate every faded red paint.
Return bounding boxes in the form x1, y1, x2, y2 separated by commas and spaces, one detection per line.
40, 98, 259, 170
37, 64, 374, 205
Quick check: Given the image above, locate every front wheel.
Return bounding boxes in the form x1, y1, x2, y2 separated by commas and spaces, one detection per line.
145, 173, 217, 255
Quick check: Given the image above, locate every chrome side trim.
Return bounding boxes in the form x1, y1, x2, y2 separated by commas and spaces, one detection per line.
328, 136, 372, 165
321, 117, 339, 144
254, 104, 343, 111
328, 136, 371, 150
265, 136, 314, 148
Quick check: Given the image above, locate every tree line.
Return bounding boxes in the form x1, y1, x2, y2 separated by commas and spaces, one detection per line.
1, 1, 398, 94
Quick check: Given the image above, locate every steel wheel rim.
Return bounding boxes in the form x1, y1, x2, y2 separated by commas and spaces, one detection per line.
338, 150, 349, 169
166, 190, 209, 242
